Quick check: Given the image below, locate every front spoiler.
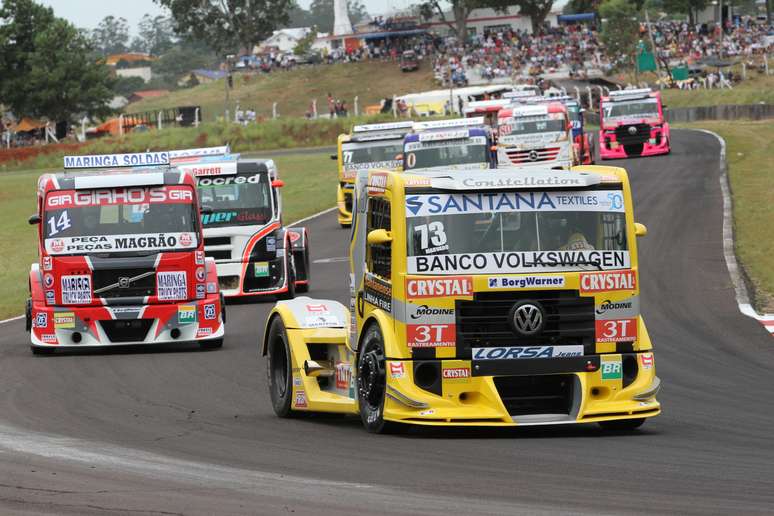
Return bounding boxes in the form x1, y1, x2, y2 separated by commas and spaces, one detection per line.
30, 296, 224, 348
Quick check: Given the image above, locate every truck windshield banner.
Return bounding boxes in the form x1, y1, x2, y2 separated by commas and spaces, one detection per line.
46, 186, 194, 209
45, 232, 197, 255
405, 191, 625, 217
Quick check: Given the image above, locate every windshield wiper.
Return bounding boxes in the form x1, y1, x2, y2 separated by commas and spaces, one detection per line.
569, 260, 603, 271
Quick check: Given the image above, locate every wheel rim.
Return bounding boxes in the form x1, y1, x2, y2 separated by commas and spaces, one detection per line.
271, 337, 288, 398
358, 347, 385, 410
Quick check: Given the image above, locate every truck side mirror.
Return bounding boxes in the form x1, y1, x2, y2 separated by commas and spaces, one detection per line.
634, 222, 648, 237
271, 179, 285, 188
330, 154, 337, 160
28, 214, 41, 225
367, 229, 392, 245
200, 205, 214, 215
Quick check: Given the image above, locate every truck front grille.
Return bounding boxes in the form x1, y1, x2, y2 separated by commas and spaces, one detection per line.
614, 124, 650, 145
455, 290, 594, 357
92, 268, 156, 299
504, 147, 560, 164
494, 374, 574, 416
100, 319, 153, 343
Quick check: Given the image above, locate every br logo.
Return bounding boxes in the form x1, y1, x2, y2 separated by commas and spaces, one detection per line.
488, 278, 497, 288
601, 361, 622, 380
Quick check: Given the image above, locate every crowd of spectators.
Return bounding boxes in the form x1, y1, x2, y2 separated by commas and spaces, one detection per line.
430, 18, 772, 86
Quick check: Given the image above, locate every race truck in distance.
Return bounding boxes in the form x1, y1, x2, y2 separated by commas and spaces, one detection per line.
402, 117, 495, 174
497, 101, 575, 168
598, 88, 670, 160
334, 121, 413, 228
171, 150, 310, 299
26, 152, 224, 354
463, 99, 510, 128
528, 96, 594, 165
261, 165, 660, 433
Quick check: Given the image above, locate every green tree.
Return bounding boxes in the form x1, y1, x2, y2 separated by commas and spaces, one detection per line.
155, 0, 295, 55
136, 14, 176, 55
564, 0, 602, 14
515, 1, 556, 33
91, 15, 130, 55
150, 41, 218, 86
662, 0, 709, 24
286, 0, 368, 33
293, 30, 317, 55
419, 1, 527, 39
0, 0, 115, 122
599, 0, 641, 69
113, 75, 146, 96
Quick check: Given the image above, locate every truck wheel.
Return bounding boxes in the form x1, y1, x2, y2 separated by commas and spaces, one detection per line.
296, 248, 310, 293
266, 317, 294, 417
25, 299, 32, 332
357, 325, 401, 434
278, 254, 296, 300
599, 418, 646, 431
199, 338, 223, 350
31, 346, 55, 356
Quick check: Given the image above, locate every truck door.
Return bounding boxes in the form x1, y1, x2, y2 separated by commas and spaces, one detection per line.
357, 191, 393, 344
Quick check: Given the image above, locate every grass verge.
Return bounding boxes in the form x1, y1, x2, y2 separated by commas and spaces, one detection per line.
126, 61, 436, 122
0, 116, 389, 172
0, 152, 333, 320
684, 120, 773, 312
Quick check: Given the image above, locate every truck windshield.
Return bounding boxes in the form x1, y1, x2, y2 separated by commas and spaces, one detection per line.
197, 172, 273, 227
501, 117, 565, 136
43, 185, 198, 255
603, 99, 659, 120
342, 140, 403, 175
404, 136, 489, 171
405, 189, 629, 275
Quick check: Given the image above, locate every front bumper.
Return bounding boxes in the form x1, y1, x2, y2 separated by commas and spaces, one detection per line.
336, 183, 353, 226
30, 296, 224, 348
215, 259, 289, 298
599, 130, 670, 159
383, 353, 660, 426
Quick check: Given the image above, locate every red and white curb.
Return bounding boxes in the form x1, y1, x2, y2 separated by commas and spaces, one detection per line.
697, 129, 774, 337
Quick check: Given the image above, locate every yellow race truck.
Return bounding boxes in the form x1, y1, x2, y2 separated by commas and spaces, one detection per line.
334, 121, 412, 227
262, 166, 660, 433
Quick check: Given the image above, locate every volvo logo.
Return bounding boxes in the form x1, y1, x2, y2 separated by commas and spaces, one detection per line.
509, 301, 545, 336
528, 150, 539, 161
118, 277, 131, 288
627, 126, 638, 135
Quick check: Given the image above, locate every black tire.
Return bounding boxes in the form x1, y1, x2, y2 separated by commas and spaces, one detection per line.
339, 222, 351, 229
295, 247, 310, 293
266, 317, 294, 417
357, 324, 402, 434
199, 338, 223, 350
25, 298, 32, 332
31, 346, 55, 356
278, 253, 296, 300
599, 418, 646, 431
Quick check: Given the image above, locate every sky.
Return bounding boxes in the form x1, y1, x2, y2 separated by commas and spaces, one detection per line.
36, 0, 417, 33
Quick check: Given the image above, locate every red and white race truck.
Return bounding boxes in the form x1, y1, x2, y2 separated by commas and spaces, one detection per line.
496, 101, 574, 168
171, 147, 310, 299
26, 151, 225, 354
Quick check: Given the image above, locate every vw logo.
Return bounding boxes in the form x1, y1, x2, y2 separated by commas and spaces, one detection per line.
118, 277, 131, 288
509, 301, 545, 336
528, 150, 539, 161
627, 126, 638, 135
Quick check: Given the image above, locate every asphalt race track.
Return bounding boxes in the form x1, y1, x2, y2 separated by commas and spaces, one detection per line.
0, 129, 772, 515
